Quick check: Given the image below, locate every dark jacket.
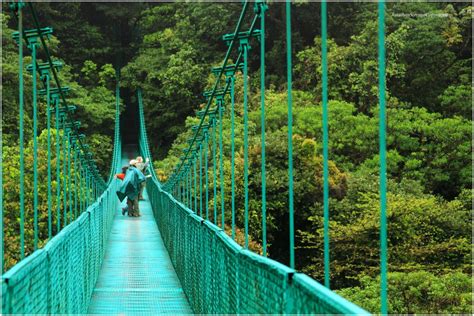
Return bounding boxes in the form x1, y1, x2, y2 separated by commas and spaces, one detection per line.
116, 166, 146, 202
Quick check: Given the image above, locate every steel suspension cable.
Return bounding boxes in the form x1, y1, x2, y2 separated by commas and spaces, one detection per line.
286, 0, 295, 269
28, 3, 103, 185
188, 168, 191, 208
242, 41, 249, 249
67, 133, 73, 222
73, 146, 78, 219
321, 0, 330, 288
62, 121, 68, 226
18, 3, 25, 259
212, 117, 217, 224
259, 1, 267, 256
45, 72, 52, 239
218, 99, 225, 229
55, 100, 61, 230
378, 1, 388, 313
230, 75, 236, 240
167, 2, 251, 182
194, 157, 198, 212
205, 131, 209, 220
30, 40, 39, 250
199, 144, 203, 217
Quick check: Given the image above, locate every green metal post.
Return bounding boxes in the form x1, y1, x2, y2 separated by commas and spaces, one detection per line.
194, 157, 197, 212
218, 99, 225, 229
187, 169, 191, 208
242, 40, 250, 249
259, 3, 267, 256
55, 100, 61, 231
86, 171, 90, 208
177, 179, 180, 202
18, 6, 25, 258
184, 170, 189, 208
45, 73, 52, 239
79, 164, 84, 214
212, 117, 217, 224
67, 133, 72, 222
184, 175, 187, 205
378, 1, 388, 314
182, 173, 185, 205
30, 40, 39, 250
183, 173, 186, 205
181, 178, 184, 203
62, 122, 68, 226
286, 0, 295, 269
199, 144, 203, 217
93, 175, 96, 202
73, 147, 78, 219
82, 164, 86, 213
185, 172, 187, 206
322, 0, 330, 288
181, 178, 185, 203
230, 75, 236, 240
204, 131, 209, 220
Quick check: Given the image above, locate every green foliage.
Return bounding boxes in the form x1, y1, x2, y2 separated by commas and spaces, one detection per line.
337, 271, 472, 314
121, 3, 241, 157
2, 130, 88, 270
299, 170, 471, 287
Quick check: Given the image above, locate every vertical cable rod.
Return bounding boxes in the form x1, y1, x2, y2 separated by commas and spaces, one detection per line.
219, 100, 225, 229
378, 1, 388, 313
18, 5, 25, 259
321, 0, 330, 288
259, 2, 267, 256
242, 42, 249, 249
230, 75, 236, 240
286, 0, 295, 269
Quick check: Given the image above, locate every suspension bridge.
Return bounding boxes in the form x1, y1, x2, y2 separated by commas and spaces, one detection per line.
2, 1, 389, 314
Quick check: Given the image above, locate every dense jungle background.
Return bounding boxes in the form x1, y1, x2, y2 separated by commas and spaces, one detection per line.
2, 2, 472, 313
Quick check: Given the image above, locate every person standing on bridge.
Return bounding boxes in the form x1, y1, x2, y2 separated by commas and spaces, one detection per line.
135, 156, 150, 200
116, 159, 146, 217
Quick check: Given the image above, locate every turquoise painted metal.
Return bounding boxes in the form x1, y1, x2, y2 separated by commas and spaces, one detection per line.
229, 74, 236, 240
17, 1, 25, 260
212, 115, 217, 224
321, 0, 330, 288
257, 0, 268, 257
378, 0, 388, 313
29, 37, 39, 250
241, 37, 250, 248
44, 69, 52, 239
286, 0, 295, 270
218, 97, 225, 229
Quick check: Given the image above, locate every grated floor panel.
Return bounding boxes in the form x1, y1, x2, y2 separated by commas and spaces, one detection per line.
88, 156, 192, 314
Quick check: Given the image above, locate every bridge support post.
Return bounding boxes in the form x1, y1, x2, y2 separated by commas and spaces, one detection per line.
239, 37, 250, 249
217, 96, 225, 230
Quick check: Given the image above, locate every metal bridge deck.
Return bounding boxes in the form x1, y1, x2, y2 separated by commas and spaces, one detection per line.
88, 164, 192, 314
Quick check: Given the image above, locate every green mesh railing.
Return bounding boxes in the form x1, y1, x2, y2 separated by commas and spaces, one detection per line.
1, 182, 119, 314
2, 3, 123, 313
145, 183, 368, 314
137, 82, 369, 315
1, 90, 121, 313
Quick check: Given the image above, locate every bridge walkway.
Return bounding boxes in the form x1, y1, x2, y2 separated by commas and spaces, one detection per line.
87, 155, 192, 314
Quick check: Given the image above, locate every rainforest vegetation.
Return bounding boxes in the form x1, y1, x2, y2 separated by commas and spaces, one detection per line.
2, 2, 472, 313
